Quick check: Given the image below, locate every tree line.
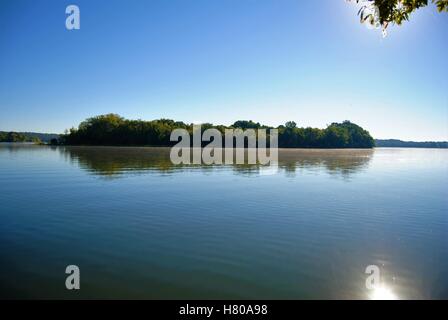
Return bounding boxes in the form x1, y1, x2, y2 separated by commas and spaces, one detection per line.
375, 139, 447, 148
0, 131, 41, 143
58, 114, 375, 148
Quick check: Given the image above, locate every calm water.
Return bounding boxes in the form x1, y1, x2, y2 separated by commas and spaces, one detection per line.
0, 144, 447, 299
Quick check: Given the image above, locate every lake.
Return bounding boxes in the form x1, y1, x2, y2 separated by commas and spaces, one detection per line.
0, 144, 447, 299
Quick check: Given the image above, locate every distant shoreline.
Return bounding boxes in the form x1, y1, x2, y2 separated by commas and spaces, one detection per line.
2, 142, 447, 150
2, 132, 447, 149
375, 139, 448, 148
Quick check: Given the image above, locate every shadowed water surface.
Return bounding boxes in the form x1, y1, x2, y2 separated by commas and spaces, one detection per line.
0, 144, 447, 299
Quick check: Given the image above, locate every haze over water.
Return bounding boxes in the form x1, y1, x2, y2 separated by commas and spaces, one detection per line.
0, 145, 447, 299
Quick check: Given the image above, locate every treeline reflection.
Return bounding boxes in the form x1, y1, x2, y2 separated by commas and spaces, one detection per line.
57, 146, 373, 179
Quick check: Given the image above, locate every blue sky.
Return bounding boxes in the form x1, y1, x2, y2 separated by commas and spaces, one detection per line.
0, 0, 447, 140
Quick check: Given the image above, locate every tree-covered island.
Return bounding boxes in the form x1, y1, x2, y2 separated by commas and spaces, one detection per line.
57, 114, 375, 148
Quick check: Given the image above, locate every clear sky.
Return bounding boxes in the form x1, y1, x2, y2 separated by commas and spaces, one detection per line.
0, 0, 447, 141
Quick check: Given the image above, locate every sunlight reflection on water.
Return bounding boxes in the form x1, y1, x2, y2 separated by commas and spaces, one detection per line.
370, 285, 399, 300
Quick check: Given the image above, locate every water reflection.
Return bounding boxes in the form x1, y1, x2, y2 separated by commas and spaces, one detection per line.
0, 144, 446, 299
57, 146, 374, 179
0, 142, 42, 153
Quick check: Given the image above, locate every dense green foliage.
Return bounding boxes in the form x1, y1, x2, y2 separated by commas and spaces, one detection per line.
61, 114, 189, 146
0, 131, 41, 143
60, 114, 375, 148
278, 120, 374, 148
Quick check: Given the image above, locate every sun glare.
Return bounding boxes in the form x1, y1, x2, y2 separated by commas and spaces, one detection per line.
370, 286, 398, 300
